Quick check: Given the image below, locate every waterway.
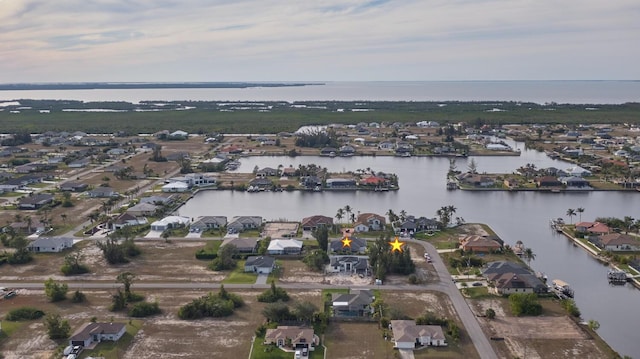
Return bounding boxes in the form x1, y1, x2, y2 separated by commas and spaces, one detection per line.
178, 145, 640, 357
2, 81, 639, 104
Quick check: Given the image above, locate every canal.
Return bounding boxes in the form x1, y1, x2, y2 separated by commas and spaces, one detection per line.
178, 146, 639, 357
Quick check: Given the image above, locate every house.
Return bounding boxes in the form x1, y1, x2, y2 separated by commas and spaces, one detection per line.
125, 202, 159, 217
300, 175, 322, 189
459, 174, 495, 188
256, 167, 278, 177
221, 237, 259, 253
244, 256, 276, 274
9, 218, 46, 235
59, 181, 88, 192
27, 237, 73, 253
359, 176, 389, 187
68, 158, 91, 168
227, 216, 262, 232
140, 195, 174, 205
559, 176, 590, 188
190, 216, 227, 232
301, 215, 333, 231
325, 178, 356, 189
264, 326, 319, 352
170, 130, 189, 138
338, 145, 356, 156
329, 237, 367, 254
575, 222, 611, 237
398, 216, 440, 234
355, 213, 386, 231
482, 261, 547, 295
459, 235, 502, 253
161, 181, 189, 193
150, 216, 190, 231
592, 233, 640, 252
248, 178, 273, 191
390, 320, 447, 349
267, 239, 303, 255
87, 187, 119, 198
567, 166, 592, 177
535, 176, 562, 188
107, 148, 127, 156
111, 213, 147, 230
69, 322, 126, 348
18, 194, 54, 210
327, 255, 369, 274
168, 173, 216, 188
331, 289, 374, 317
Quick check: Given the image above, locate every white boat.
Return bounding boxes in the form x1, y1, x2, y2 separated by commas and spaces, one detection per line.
552, 279, 574, 298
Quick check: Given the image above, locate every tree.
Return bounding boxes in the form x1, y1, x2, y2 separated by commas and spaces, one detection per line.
588, 319, 600, 331
576, 207, 585, 222
44, 313, 71, 340
566, 208, 576, 224
303, 250, 329, 271
262, 302, 292, 323
386, 209, 398, 225
44, 278, 68, 302
293, 301, 318, 323
209, 244, 237, 271
71, 290, 86, 303
257, 281, 290, 303
485, 308, 496, 319
623, 216, 635, 234
61, 252, 89, 275
509, 293, 542, 316
343, 205, 352, 223
523, 247, 536, 267
312, 226, 329, 252
335, 208, 345, 224
467, 158, 478, 174
116, 272, 136, 299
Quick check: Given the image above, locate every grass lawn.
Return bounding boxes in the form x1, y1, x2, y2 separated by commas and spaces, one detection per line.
0, 320, 23, 342
223, 261, 258, 284
79, 320, 142, 359
461, 287, 491, 299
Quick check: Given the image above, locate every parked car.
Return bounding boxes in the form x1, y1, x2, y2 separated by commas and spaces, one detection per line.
472, 282, 483, 287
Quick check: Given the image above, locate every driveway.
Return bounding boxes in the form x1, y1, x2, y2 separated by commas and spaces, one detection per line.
255, 274, 269, 285
398, 349, 415, 359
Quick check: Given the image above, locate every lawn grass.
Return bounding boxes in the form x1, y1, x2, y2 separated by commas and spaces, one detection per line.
223, 261, 258, 284
0, 320, 23, 342
79, 320, 142, 359
461, 287, 491, 299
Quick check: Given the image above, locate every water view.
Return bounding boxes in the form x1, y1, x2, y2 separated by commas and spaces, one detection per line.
178, 145, 640, 357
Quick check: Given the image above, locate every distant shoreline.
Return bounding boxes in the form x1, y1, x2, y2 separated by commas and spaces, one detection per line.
0, 82, 323, 91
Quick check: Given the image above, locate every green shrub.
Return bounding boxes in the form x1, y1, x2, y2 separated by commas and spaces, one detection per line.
6, 307, 45, 321
195, 249, 217, 260
128, 301, 161, 317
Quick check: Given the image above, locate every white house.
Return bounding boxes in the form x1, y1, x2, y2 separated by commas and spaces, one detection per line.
69, 322, 126, 347
162, 182, 189, 193
150, 216, 190, 231
267, 239, 303, 255
27, 237, 73, 253
567, 166, 592, 177
244, 256, 276, 274
390, 320, 447, 349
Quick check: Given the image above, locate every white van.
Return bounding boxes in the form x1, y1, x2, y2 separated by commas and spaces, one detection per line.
295, 350, 302, 359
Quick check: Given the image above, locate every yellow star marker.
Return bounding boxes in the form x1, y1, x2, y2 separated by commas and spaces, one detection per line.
389, 237, 404, 252
342, 236, 352, 248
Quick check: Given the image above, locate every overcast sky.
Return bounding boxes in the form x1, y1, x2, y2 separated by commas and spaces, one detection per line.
1, 0, 639, 82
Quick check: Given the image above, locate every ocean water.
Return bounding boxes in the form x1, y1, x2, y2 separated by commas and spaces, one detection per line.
1, 81, 639, 104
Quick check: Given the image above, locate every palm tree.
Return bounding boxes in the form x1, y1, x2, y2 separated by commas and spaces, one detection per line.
343, 205, 352, 223
566, 208, 576, 224
576, 207, 585, 222
399, 210, 407, 222
386, 209, 398, 225
335, 208, 345, 224
623, 216, 635, 234
524, 247, 536, 267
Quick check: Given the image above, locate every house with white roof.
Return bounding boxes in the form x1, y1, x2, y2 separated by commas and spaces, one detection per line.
150, 216, 190, 231
27, 237, 73, 253
162, 181, 189, 192
267, 239, 303, 255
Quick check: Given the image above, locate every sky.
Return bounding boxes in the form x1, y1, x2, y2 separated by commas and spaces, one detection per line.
1, 0, 639, 82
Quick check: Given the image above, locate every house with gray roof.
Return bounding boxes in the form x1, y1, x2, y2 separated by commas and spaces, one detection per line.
244, 256, 276, 274
191, 216, 227, 231
87, 187, 119, 198
227, 216, 262, 232
69, 322, 126, 348
221, 237, 259, 253
18, 194, 54, 210
28, 237, 73, 253
327, 255, 369, 275
329, 237, 367, 254
331, 289, 375, 317
390, 320, 447, 349
482, 261, 547, 295
126, 202, 159, 216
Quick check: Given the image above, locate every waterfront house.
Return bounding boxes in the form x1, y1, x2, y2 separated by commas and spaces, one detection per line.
575, 222, 611, 237
256, 167, 278, 177
301, 215, 333, 231
390, 320, 447, 349
69, 322, 126, 348
227, 216, 262, 232
27, 237, 73, 253
161, 181, 189, 192
150, 216, 190, 232
592, 233, 640, 252
264, 326, 318, 352
18, 194, 54, 210
355, 213, 386, 231
125, 202, 159, 217
559, 176, 590, 188
482, 261, 547, 295
248, 177, 273, 191
190, 216, 227, 232
535, 176, 562, 188
326, 178, 357, 189
267, 239, 303, 255
331, 289, 374, 317
244, 255, 275, 274
459, 235, 502, 253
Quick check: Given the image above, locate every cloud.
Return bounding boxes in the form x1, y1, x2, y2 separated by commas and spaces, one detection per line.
0, 0, 638, 81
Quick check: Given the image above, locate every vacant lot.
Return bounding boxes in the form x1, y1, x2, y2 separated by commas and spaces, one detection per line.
470, 298, 608, 359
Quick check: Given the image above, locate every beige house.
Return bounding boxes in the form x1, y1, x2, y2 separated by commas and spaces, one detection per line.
264, 326, 319, 352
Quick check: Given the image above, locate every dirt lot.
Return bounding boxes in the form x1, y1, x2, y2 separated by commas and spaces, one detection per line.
0, 288, 322, 359
470, 298, 607, 359
1, 240, 225, 283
